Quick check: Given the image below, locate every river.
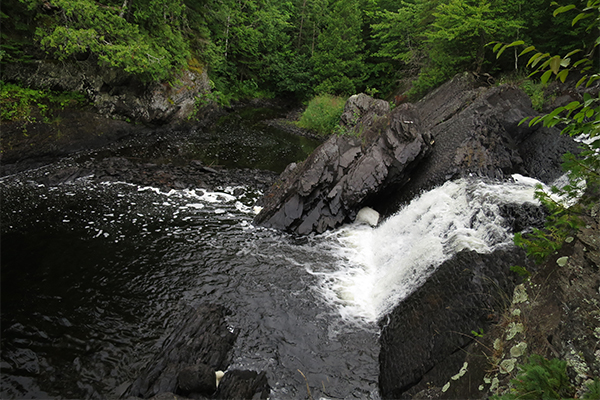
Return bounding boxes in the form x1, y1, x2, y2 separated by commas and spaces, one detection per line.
0, 108, 541, 399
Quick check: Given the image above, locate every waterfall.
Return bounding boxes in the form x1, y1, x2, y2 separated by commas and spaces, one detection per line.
310, 176, 542, 324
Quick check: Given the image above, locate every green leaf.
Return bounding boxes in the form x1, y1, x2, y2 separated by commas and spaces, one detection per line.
519, 116, 531, 126
587, 75, 600, 87
519, 46, 536, 57
493, 42, 502, 52
557, 69, 569, 83
531, 53, 550, 68
553, 4, 576, 17
573, 59, 592, 68
529, 115, 543, 126
565, 49, 582, 58
565, 101, 581, 110
572, 12, 591, 25
496, 45, 507, 59
507, 40, 525, 48
541, 70, 553, 84
527, 52, 544, 67
549, 55, 561, 74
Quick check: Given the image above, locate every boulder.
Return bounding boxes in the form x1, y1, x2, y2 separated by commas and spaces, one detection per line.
386, 73, 580, 208
216, 370, 270, 400
378, 248, 530, 399
254, 94, 432, 234
176, 363, 217, 397
255, 74, 579, 235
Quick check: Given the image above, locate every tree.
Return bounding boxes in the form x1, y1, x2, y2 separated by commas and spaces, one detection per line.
311, 0, 366, 95
369, 1, 430, 87
426, 0, 523, 73
19, 0, 190, 81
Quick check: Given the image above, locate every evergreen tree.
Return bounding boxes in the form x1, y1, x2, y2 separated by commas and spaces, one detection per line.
312, 0, 365, 95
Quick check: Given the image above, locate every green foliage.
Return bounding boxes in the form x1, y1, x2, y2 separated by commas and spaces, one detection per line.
312, 0, 365, 95
471, 327, 485, 337
509, 265, 531, 280
0, 81, 88, 130
583, 379, 600, 400
494, 1, 600, 265
3, 0, 596, 105
405, 0, 524, 98
519, 80, 546, 111
492, 355, 574, 399
17, 0, 190, 81
297, 94, 346, 136
514, 179, 585, 264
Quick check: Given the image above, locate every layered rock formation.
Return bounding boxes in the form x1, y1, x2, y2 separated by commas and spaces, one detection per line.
254, 94, 432, 234
385, 73, 579, 208
378, 248, 530, 398
255, 73, 579, 235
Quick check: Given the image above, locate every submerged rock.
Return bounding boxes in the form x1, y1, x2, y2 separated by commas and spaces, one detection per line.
127, 304, 236, 399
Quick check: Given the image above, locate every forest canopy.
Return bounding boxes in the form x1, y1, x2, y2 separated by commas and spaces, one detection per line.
1, 0, 596, 100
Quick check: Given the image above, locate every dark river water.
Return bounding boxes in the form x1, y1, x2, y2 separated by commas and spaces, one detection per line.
1, 107, 541, 399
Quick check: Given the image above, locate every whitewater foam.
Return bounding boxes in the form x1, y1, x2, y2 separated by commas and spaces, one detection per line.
311, 177, 541, 324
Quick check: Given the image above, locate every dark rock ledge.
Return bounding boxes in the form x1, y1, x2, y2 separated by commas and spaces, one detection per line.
254, 93, 433, 234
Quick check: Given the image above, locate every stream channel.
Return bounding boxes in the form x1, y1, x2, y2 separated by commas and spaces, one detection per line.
1, 107, 541, 399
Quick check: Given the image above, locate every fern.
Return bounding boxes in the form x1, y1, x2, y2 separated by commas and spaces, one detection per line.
492, 355, 574, 400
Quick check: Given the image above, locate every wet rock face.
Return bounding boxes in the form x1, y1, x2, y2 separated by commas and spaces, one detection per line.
384, 73, 580, 210
255, 74, 578, 234
254, 95, 432, 234
378, 249, 528, 399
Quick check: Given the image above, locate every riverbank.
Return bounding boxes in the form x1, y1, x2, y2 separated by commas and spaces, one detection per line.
407, 205, 600, 399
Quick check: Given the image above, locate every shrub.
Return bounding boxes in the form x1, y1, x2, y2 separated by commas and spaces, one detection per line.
296, 94, 346, 136
493, 355, 574, 400
0, 81, 87, 127
520, 80, 546, 112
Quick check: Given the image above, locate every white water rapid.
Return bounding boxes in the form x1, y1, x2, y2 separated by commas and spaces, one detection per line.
310, 176, 542, 324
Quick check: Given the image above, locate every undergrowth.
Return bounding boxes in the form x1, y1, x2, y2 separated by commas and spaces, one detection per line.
0, 81, 88, 130
492, 355, 600, 400
296, 94, 346, 136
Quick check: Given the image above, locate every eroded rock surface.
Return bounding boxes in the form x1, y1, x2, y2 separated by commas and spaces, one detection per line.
1, 60, 211, 124
127, 304, 236, 399
254, 94, 432, 234
255, 74, 579, 234
387, 73, 580, 208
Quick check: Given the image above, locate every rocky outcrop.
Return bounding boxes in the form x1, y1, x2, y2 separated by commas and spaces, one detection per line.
255, 73, 579, 235
1, 59, 211, 124
378, 248, 530, 399
254, 94, 432, 234
407, 205, 600, 399
127, 304, 236, 398
386, 73, 580, 208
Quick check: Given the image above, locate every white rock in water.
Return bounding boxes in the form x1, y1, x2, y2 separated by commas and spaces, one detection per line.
215, 370, 225, 388
356, 207, 380, 227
